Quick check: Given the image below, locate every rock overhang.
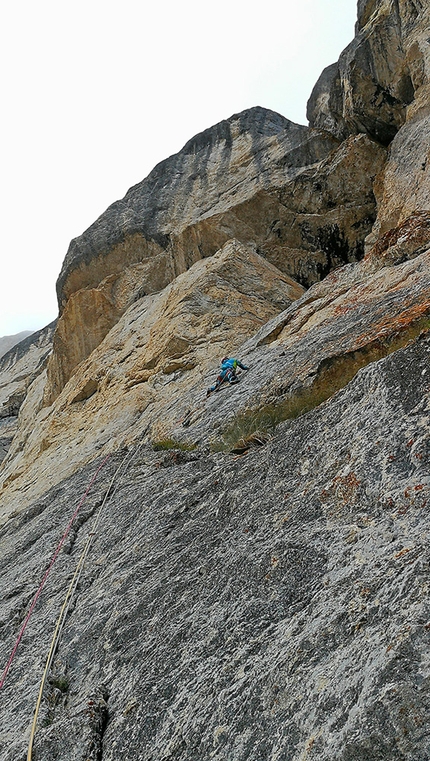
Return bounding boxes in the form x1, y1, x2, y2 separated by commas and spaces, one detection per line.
55, 106, 340, 310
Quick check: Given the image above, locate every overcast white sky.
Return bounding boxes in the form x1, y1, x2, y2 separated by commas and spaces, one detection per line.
1, 0, 357, 337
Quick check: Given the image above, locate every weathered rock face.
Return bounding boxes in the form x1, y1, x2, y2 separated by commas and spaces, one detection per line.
56, 109, 337, 308
2, 228, 429, 524
0, 323, 56, 413
46, 107, 385, 402
173, 134, 386, 288
307, 0, 430, 256
0, 330, 33, 360
0, 333, 429, 761
370, 109, 430, 238
0, 323, 55, 465
44, 110, 340, 403
307, 0, 427, 146
0, 241, 304, 522
1, 2, 430, 760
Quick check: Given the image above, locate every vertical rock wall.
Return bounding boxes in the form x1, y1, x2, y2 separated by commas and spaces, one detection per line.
1, 5, 430, 758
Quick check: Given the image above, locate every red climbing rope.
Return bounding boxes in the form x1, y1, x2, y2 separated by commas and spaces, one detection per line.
0, 454, 110, 690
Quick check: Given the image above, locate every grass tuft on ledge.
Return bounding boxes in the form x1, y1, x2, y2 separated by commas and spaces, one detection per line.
152, 438, 197, 452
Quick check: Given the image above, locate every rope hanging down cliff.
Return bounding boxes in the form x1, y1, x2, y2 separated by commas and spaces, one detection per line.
26, 437, 148, 761
0, 454, 111, 692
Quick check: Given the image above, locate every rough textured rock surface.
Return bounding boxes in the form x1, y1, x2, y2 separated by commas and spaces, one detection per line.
370, 108, 430, 239
174, 134, 386, 288
0, 331, 33, 360
307, 0, 427, 146
46, 108, 385, 402
307, 0, 430, 256
4, 233, 430, 524
1, 2, 430, 759
0, 241, 304, 523
56, 108, 337, 307
0, 323, 55, 465
0, 334, 429, 761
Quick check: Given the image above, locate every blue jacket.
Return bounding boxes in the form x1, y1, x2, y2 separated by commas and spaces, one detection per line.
221, 358, 248, 372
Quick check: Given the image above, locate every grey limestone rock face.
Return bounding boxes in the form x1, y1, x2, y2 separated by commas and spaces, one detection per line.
0, 322, 56, 464
0, 322, 56, 415
0, 336, 428, 760
0, 321, 56, 374
47, 108, 385, 402
57, 107, 338, 307
0, 331, 33, 361
46, 107, 352, 401
306, 62, 345, 140
307, 0, 423, 146
1, 3, 430, 758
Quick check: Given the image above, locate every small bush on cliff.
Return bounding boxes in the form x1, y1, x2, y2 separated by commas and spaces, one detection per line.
152, 438, 197, 452
212, 399, 307, 453
50, 674, 70, 693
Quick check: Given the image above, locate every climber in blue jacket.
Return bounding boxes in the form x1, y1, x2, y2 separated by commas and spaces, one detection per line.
207, 357, 249, 396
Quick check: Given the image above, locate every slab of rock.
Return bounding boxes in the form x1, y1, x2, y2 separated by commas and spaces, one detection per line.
44, 109, 342, 401
0, 333, 428, 761
173, 133, 386, 288
3, 232, 429, 526
307, 1, 430, 279
370, 109, 430, 239
2, 3, 430, 757
0, 241, 304, 522
47, 116, 386, 402
0, 323, 56, 418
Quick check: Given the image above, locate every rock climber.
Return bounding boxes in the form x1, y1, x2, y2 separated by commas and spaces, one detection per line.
207, 357, 249, 396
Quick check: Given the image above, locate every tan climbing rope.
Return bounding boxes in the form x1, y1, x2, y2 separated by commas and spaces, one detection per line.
27, 439, 146, 761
